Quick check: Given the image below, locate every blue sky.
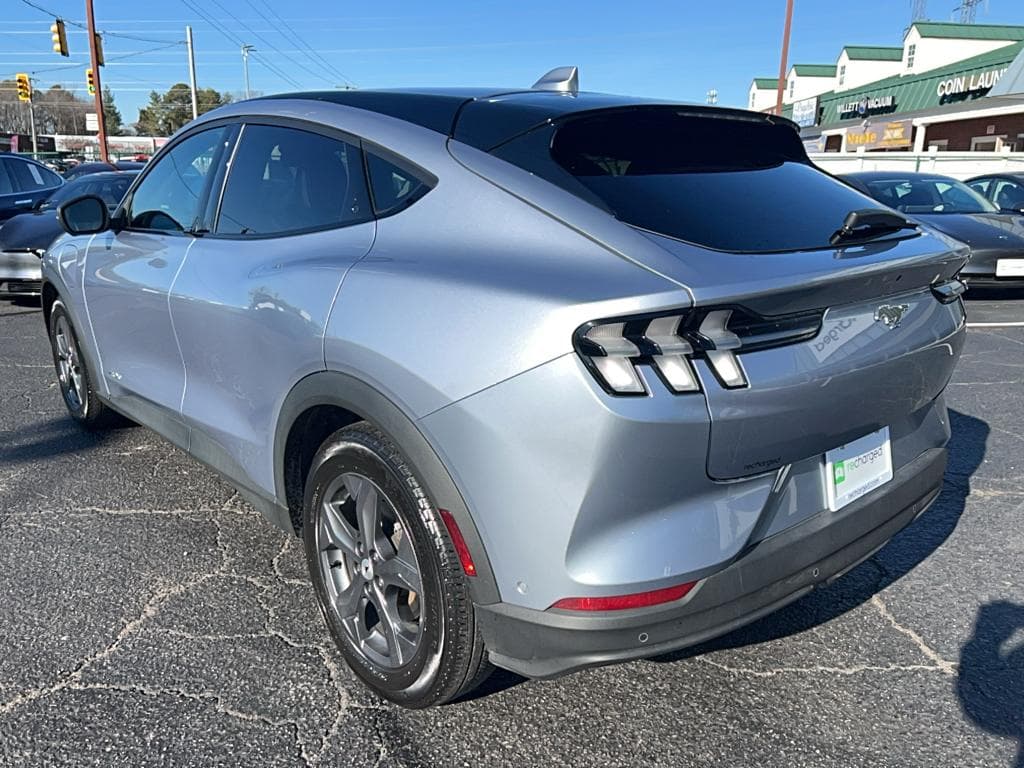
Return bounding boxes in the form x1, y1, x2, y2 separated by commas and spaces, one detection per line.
5, 0, 1024, 126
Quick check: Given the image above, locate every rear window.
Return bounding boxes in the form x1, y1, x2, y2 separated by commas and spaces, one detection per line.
861, 177, 996, 215
544, 110, 892, 253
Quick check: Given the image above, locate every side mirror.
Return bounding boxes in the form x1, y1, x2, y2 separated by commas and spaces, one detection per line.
57, 195, 110, 235
999, 206, 1024, 216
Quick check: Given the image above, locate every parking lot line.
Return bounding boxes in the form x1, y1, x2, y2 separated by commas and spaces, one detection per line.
966, 322, 1024, 327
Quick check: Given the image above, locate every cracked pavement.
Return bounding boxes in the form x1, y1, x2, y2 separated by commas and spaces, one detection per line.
1, 290, 1023, 768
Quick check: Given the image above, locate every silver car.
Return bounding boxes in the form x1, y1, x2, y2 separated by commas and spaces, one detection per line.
43, 71, 968, 708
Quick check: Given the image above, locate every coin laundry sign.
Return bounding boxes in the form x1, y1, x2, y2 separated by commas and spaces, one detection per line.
936, 67, 1008, 97
837, 94, 895, 118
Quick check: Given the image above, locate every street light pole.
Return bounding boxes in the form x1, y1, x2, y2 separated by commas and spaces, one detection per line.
85, 0, 109, 163
774, 0, 794, 116
186, 25, 199, 120
241, 44, 255, 100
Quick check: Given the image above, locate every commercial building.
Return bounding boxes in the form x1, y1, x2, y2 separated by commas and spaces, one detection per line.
747, 21, 1024, 153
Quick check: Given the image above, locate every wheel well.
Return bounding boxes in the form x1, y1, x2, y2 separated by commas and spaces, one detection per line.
282, 404, 362, 533
41, 282, 58, 328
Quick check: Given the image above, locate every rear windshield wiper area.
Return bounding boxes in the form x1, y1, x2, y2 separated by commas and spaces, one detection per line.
829, 209, 918, 246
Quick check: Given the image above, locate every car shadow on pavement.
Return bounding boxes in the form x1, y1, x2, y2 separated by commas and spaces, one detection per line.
958, 601, 1024, 768
650, 408, 987, 661
0, 416, 117, 465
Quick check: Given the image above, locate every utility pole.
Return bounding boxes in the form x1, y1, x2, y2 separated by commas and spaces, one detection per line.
774, 0, 794, 116
186, 25, 199, 119
85, 0, 109, 163
241, 44, 255, 100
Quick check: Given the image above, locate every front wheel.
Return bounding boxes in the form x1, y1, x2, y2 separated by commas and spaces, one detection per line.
303, 422, 491, 707
47, 299, 121, 430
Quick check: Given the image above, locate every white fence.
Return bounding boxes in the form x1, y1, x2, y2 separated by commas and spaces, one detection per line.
809, 151, 1024, 180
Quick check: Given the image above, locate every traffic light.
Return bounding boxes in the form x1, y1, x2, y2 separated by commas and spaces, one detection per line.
94, 34, 104, 66
51, 19, 69, 57
86, 68, 95, 96
15, 73, 31, 102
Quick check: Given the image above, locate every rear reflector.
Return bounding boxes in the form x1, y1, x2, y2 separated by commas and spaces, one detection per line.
439, 508, 477, 577
549, 582, 697, 611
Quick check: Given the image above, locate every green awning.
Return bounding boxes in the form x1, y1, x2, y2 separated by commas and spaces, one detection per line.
816, 41, 1023, 127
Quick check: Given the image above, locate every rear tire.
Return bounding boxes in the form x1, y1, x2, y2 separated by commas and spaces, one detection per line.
47, 299, 122, 430
303, 422, 491, 707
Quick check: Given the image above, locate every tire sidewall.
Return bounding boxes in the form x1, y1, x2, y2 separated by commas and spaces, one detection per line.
303, 436, 448, 703
48, 300, 91, 422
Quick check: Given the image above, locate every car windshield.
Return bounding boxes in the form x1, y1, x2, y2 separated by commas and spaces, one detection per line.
861, 177, 997, 215
40, 174, 135, 211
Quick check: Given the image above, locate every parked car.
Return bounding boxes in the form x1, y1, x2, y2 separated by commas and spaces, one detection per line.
0, 153, 63, 226
966, 172, 1024, 214
843, 171, 1024, 283
62, 160, 146, 181
0, 171, 137, 297
43, 74, 968, 708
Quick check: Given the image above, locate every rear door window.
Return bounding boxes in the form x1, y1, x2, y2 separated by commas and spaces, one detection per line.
540, 109, 892, 253
8, 159, 61, 191
215, 124, 371, 236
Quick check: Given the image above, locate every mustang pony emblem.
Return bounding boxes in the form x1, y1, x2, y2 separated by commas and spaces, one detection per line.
874, 303, 909, 329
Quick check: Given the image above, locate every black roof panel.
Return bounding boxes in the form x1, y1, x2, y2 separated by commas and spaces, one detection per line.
259, 88, 798, 150
258, 88, 523, 136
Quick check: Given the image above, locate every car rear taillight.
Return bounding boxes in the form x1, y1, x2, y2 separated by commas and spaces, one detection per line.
575, 306, 822, 396
549, 582, 697, 611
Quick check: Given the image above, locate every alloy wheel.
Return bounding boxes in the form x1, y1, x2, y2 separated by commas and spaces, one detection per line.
54, 315, 84, 412
316, 472, 424, 669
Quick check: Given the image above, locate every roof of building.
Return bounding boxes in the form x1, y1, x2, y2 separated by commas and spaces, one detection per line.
911, 21, 1024, 41
752, 77, 778, 89
815, 40, 1024, 127
842, 46, 904, 61
791, 64, 838, 77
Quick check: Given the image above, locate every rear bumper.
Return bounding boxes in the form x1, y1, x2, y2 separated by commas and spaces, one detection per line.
476, 446, 946, 679
0, 251, 42, 294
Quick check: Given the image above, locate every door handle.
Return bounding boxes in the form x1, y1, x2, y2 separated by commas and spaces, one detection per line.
14, 199, 31, 206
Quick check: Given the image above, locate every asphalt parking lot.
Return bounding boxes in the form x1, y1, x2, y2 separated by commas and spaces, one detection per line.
0, 288, 1022, 768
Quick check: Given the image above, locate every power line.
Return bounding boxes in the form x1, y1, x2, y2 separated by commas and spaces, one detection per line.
0, 41, 185, 80
204, 0, 333, 87
247, 0, 355, 87
177, 0, 301, 90
18, 0, 87, 29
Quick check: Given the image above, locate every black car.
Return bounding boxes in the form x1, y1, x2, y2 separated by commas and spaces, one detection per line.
0, 154, 64, 225
63, 160, 146, 181
843, 171, 1024, 283
0, 171, 137, 297
966, 172, 1024, 214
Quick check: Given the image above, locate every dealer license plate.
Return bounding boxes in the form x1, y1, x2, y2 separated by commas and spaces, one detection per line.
824, 427, 893, 512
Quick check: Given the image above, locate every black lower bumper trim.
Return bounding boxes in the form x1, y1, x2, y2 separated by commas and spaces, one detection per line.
476, 447, 946, 679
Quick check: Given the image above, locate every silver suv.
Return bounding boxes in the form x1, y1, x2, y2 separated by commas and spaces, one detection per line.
43, 76, 967, 708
